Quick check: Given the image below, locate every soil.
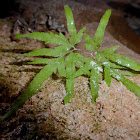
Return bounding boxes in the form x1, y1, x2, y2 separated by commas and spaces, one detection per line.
0, 0, 140, 139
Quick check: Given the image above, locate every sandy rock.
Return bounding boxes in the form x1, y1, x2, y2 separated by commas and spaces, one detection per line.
0, 0, 140, 139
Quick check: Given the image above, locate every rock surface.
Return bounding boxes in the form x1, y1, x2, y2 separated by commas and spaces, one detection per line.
0, 0, 140, 139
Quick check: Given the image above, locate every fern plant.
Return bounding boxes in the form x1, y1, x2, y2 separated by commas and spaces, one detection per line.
0, 5, 140, 122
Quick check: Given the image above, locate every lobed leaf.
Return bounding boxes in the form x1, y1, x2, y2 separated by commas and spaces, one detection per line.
120, 77, 140, 97
15, 32, 50, 41
28, 58, 51, 64
57, 57, 66, 77
100, 45, 119, 54
110, 69, 140, 97
21, 48, 50, 56
72, 69, 84, 78
84, 33, 93, 44
16, 32, 72, 49
69, 26, 86, 45
64, 5, 77, 36
119, 70, 137, 76
71, 54, 92, 78
0, 63, 58, 122
104, 66, 111, 87
90, 68, 101, 103
75, 53, 92, 63
65, 53, 75, 78
73, 53, 91, 76
84, 33, 96, 51
93, 9, 111, 51
97, 53, 137, 77
58, 32, 69, 43
50, 45, 70, 57
73, 55, 103, 78
72, 63, 92, 78
96, 53, 126, 69
22, 45, 69, 57
90, 60, 103, 73
104, 53, 140, 71
45, 32, 71, 48
64, 78, 75, 104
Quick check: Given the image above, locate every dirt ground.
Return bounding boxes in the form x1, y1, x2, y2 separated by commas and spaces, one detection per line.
0, 0, 140, 139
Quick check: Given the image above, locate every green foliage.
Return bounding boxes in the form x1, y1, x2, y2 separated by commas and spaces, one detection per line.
64, 5, 77, 36
0, 6, 140, 123
93, 9, 111, 51
84, 9, 111, 51
104, 66, 111, 87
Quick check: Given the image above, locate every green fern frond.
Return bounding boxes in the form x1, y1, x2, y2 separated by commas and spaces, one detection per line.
0, 5, 140, 123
